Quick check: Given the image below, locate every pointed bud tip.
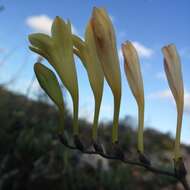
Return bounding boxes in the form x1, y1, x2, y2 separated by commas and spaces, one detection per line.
55, 16, 61, 21
28, 34, 34, 43
92, 6, 104, 12
53, 16, 69, 30
92, 7, 107, 18
123, 40, 131, 45
28, 45, 33, 50
28, 33, 44, 44
92, 6, 98, 12
54, 16, 65, 26
121, 41, 133, 57
122, 41, 133, 49
162, 43, 176, 52
34, 62, 43, 72
92, 7, 99, 18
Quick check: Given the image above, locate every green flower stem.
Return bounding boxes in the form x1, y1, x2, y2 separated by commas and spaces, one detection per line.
138, 105, 144, 154
112, 96, 121, 143
92, 101, 101, 140
174, 110, 183, 161
73, 98, 79, 135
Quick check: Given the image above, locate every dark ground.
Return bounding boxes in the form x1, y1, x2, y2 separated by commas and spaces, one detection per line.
0, 86, 189, 190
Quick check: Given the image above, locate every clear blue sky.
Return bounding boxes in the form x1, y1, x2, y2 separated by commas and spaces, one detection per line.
0, 0, 190, 143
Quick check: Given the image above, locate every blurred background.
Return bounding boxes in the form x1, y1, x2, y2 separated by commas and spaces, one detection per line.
0, 0, 190, 189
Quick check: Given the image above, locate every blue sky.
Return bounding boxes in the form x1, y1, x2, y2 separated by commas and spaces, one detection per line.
0, 0, 190, 144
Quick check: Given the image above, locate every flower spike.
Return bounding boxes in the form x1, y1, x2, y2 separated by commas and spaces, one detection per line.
122, 41, 145, 153
90, 7, 121, 143
162, 44, 184, 161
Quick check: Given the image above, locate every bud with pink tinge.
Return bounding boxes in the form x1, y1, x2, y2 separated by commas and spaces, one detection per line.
162, 44, 184, 161
122, 41, 145, 153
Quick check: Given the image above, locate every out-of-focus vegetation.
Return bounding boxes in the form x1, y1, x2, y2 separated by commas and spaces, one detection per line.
0, 86, 190, 190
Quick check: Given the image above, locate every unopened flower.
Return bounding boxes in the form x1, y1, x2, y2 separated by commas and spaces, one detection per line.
73, 21, 104, 140
29, 17, 79, 135
34, 62, 64, 133
162, 44, 184, 161
122, 41, 145, 153
90, 7, 121, 143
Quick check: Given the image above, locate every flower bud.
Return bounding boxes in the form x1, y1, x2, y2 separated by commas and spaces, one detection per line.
122, 41, 145, 153
34, 63, 64, 133
73, 21, 104, 140
90, 7, 121, 143
162, 44, 184, 161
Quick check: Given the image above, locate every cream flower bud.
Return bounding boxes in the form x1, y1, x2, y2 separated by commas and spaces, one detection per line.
73, 21, 104, 140
90, 7, 121, 143
162, 44, 184, 161
122, 41, 145, 153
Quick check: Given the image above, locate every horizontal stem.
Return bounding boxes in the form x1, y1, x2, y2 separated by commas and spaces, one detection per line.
59, 137, 189, 190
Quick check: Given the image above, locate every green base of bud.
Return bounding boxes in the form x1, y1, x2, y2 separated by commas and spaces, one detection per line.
138, 150, 151, 166
93, 140, 104, 153
112, 141, 124, 160
74, 135, 84, 151
174, 157, 187, 179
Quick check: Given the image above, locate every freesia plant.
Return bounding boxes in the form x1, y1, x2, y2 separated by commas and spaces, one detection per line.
29, 7, 186, 177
